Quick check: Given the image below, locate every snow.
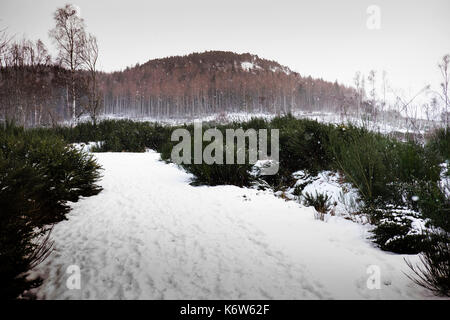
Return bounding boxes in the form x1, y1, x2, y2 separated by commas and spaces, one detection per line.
280, 170, 365, 223
240, 61, 262, 71
72, 141, 104, 152
29, 150, 441, 299
269, 66, 291, 75
440, 161, 450, 198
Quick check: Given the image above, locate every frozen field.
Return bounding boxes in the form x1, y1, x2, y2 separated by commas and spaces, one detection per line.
30, 151, 439, 299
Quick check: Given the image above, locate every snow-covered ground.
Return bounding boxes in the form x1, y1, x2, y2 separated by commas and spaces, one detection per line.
29, 150, 441, 299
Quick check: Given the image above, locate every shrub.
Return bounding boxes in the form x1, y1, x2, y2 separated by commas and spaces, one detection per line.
303, 191, 331, 220
402, 181, 450, 233
370, 211, 427, 254
405, 231, 450, 297
185, 163, 253, 187
0, 125, 103, 299
0, 149, 53, 299
91, 120, 147, 152
274, 115, 333, 177
427, 127, 450, 162
328, 126, 390, 204
171, 126, 254, 187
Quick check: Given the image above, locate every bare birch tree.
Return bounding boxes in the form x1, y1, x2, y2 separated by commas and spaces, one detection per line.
49, 4, 85, 123
80, 33, 101, 125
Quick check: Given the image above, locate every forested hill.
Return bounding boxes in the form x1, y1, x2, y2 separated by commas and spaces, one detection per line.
0, 49, 362, 125
101, 51, 358, 118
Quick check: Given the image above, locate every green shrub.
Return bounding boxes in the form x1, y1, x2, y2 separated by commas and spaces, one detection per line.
370, 210, 427, 254
402, 181, 450, 232
303, 191, 332, 220
184, 163, 252, 187
274, 115, 333, 177
427, 128, 450, 162
405, 231, 450, 297
169, 126, 254, 187
0, 125, 103, 299
329, 126, 389, 203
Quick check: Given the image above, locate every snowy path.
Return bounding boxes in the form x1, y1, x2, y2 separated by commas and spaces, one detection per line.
31, 151, 437, 299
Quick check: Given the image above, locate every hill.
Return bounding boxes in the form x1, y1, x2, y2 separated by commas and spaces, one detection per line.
100, 51, 357, 119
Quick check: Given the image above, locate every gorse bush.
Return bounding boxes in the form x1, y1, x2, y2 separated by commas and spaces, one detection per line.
328, 126, 390, 203
160, 123, 256, 187
369, 208, 427, 254
274, 115, 333, 176
0, 123, 103, 299
184, 163, 252, 187
405, 231, 450, 297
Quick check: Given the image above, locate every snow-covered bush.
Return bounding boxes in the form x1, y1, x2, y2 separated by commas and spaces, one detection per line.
369, 206, 427, 254
292, 170, 363, 219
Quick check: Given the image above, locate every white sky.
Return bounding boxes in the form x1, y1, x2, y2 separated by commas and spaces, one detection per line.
1, 0, 449, 96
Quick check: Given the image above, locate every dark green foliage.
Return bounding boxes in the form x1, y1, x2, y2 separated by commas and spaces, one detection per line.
160, 123, 255, 187
37, 120, 174, 153
401, 181, 450, 233
328, 125, 391, 203
303, 191, 331, 218
369, 209, 427, 254
0, 124, 103, 299
184, 163, 252, 187
273, 115, 333, 177
0, 150, 51, 299
427, 127, 450, 162
329, 126, 441, 205
327, 123, 447, 254
405, 231, 450, 297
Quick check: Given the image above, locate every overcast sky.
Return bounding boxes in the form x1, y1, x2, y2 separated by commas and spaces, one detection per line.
1, 0, 449, 96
